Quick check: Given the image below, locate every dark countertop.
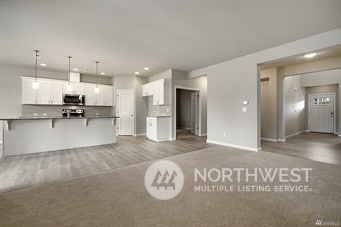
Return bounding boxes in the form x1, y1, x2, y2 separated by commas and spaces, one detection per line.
147, 115, 172, 118
0, 115, 119, 121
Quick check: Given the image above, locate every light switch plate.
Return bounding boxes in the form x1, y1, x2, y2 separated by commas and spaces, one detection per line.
243, 100, 249, 105
242, 107, 247, 112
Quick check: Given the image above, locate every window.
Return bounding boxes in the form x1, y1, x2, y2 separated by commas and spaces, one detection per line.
313, 97, 331, 106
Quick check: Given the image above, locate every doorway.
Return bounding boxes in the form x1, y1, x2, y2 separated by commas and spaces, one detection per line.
308, 93, 336, 133
175, 88, 201, 139
117, 89, 135, 135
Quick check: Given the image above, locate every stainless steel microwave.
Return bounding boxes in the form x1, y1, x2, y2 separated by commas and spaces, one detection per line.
63, 94, 85, 105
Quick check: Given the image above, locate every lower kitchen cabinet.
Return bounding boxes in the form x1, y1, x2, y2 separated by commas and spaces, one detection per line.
146, 116, 172, 142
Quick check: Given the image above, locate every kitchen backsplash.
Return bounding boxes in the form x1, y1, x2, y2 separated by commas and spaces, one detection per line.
22, 105, 115, 117
148, 97, 172, 116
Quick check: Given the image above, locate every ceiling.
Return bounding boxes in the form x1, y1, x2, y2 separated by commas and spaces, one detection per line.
1, 0, 340, 77
259, 45, 341, 69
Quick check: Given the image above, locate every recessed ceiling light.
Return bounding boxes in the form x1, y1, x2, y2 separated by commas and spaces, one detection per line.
144, 67, 149, 70
135, 72, 140, 75
40, 63, 47, 67
304, 53, 317, 58
100, 72, 105, 75
73, 68, 79, 71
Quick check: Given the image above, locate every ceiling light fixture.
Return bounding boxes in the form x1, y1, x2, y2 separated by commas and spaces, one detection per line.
100, 72, 105, 75
135, 72, 140, 75
66, 56, 73, 92
94, 61, 100, 93
40, 63, 47, 67
32, 50, 40, 89
144, 67, 149, 70
73, 68, 79, 71
304, 53, 317, 58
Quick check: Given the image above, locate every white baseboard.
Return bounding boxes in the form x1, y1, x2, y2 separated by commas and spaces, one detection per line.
261, 137, 277, 142
200, 133, 207, 137
277, 138, 286, 142
207, 140, 260, 152
0, 140, 2, 145
135, 133, 146, 136
285, 131, 303, 139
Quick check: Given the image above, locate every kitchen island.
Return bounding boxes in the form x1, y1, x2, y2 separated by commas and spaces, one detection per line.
0, 115, 118, 157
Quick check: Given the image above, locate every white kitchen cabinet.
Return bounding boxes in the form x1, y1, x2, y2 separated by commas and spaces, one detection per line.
102, 86, 113, 106
95, 87, 104, 106
63, 82, 84, 95
22, 77, 62, 105
84, 84, 110, 106
21, 76, 113, 106
37, 80, 51, 104
142, 83, 152, 96
50, 81, 63, 105
22, 77, 38, 104
142, 79, 170, 105
84, 84, 96, 105
146, 116, 171, 141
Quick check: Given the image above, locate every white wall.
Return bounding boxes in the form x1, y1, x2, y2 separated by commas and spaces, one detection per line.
188, 28, 341, 151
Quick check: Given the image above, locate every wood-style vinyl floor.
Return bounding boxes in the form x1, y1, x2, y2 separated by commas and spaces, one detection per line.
261, 132, 341, 165
0, 135, 213, 193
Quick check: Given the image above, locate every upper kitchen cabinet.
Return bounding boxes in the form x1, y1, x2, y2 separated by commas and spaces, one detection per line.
21, 77, 63, 105
62, 82, 85, 95
142, 79, 170, 105
142, 83, 152, 96
21, 76, 113, 106
84, 84, 113, 106
102, 85, 113, 106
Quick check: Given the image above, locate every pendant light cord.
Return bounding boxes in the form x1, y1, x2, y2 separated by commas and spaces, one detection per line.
67, 56, 72, 84
34, 50, 39, 82
95, 61, 99, 87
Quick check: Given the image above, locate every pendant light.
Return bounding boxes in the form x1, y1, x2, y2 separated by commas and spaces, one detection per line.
32, 50, 40, 89
94, 61, 100, 93
66, 56, 73, 92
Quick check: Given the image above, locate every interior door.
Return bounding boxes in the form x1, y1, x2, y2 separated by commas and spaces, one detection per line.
117, 89, 135, 135
309, 93, 335, 133
191, 91, 200, 135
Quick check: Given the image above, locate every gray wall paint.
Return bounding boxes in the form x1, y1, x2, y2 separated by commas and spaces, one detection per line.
188, 29, 340, 150
0, 64, 113, 118
260, 68, 277, 140
284, 76, 306, 137
176, 89, 192, 129
81, 74, 112, 85
305, 84, 339, 133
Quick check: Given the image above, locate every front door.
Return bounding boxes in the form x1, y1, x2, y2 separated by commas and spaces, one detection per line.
117, 89, 135, 135
309, 93, 335, 133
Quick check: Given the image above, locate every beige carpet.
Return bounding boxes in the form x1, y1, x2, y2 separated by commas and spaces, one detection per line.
0, 146, 340, 226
